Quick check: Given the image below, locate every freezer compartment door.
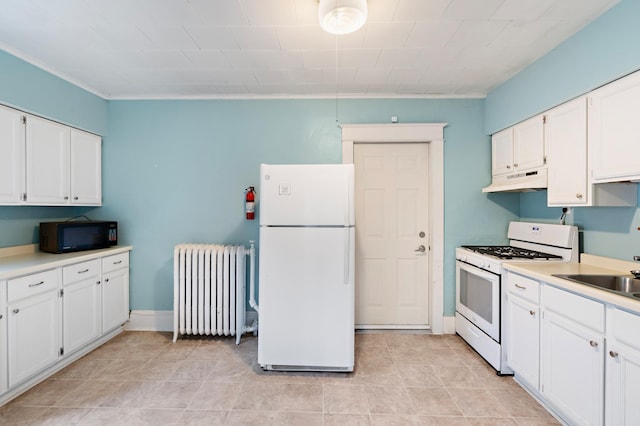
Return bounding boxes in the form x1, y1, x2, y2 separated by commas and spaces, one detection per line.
260, 163, 354, 226
258, 226, 355, 370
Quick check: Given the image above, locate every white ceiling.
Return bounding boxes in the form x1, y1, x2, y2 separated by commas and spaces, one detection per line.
0, 0, 620, 99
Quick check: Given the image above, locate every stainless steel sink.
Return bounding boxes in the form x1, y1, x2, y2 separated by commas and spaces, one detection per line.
553, 274, 640, 298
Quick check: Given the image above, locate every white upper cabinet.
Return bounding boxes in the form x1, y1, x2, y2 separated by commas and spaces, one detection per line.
70, 129, 101, 205
491, 128, 514, 176
25, 115, 70, 205
491, 114, 545, 177
0, 105, 25, 204
589, 70, 640, 183
513, 114, 546, 172
546, 97, 589, 206
546, 95, 636, 207
0, 105, 102, 206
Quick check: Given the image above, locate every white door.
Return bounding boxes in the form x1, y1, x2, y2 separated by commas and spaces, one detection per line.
354, 143, 429, 328
63, 279, 102, 355
506, 294, 540, 389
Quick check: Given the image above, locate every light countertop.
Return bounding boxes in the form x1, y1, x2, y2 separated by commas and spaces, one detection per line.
0, 244, 133, 280
503, 253, 640, 314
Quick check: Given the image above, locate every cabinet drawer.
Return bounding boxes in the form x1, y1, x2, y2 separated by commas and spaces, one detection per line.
611, 308, 640, 351
542, 284, 605, 333
63, 259, 100, 286
507, 272, 540, 304
8, 269, 58, 302
102, 252, 129, 273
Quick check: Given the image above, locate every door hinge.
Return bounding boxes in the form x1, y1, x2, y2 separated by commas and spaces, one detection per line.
60, 347, 64, 356
22, 193, 26, 201
22, 115, 26, 125
543, 155, 547, 165
59, 289, 64, 297
543, 115, 547, 124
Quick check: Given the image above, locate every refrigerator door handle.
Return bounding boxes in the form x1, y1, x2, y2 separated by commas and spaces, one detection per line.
344, 227, 350, 285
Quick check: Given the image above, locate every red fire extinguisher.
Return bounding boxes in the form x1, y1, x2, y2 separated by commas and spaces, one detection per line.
245, 187, 256, 220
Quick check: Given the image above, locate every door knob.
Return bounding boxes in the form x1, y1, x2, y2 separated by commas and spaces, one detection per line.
415, 245, 426, 253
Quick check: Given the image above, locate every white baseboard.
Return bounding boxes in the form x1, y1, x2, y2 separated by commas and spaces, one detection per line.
125, 309, 445, 335
125, 310, 173, 331
125, 310, 259, 333
443, 315, 456, 334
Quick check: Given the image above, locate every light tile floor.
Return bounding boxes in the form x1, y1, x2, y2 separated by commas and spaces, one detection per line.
0, 331, 559, 425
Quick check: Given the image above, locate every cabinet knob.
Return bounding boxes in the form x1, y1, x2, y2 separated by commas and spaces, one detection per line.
96, 280, 101, 285
105, 278, 110, 283
74, 196, 79, 200
589, 340, 598, 347
506, 165, 511, 169
609, 350, 619, 358
12, 309, 19, 314
0, 314, 3, 319
576, 193, 583, 199
529, 310, 535, 316
64, 196, 69, 200
513, 163, 518, 168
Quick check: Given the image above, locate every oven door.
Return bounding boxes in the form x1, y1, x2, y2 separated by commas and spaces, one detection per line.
456, 260, 500, 342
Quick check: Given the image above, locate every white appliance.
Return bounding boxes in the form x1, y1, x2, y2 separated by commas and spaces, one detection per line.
455, 221, 578, 375
258, 163, 355, 372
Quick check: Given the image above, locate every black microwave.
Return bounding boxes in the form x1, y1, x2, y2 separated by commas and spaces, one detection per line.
39, 221, 118, 254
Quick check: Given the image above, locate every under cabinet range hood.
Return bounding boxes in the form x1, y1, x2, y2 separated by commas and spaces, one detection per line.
482, 168, 548, 193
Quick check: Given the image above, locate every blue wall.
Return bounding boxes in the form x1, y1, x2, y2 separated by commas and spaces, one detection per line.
0, 46, 518, 316
485, 0, 640, 262
0, 52, 107, 249
0, 51, 107, 135
98, 98, 516, 313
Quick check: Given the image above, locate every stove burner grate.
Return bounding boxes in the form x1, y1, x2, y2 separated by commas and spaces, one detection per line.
461, 245, 562, 260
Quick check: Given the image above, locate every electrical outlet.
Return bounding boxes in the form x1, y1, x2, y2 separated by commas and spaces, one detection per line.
564, 207, 573, 215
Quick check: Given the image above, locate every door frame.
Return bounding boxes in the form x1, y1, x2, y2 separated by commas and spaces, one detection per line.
341, 123, 446, 334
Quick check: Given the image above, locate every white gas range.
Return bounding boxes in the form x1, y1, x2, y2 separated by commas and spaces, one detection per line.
455, 221, 579, 375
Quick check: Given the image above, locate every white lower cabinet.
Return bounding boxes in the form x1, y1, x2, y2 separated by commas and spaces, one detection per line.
541, 285, 605, 426
605, 307, 640, 425
62, 260, 101, 356
102, 253, 129, 333
7, 270, 61, 387
0, 280, 7, 394
0, 247, 131, 405
506, 272, 540, 390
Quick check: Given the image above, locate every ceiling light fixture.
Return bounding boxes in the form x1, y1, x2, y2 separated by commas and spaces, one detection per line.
318, 0, 367, 35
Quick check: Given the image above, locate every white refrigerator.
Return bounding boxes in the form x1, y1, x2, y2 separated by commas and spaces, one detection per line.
258, 163, 355, 372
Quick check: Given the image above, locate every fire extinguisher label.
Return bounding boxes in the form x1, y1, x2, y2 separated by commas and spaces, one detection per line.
246, 202, 255, 213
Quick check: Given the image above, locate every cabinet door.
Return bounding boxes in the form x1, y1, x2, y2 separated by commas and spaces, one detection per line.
70, 129, 101, 205
506, 294, 540, 390
606, 343, 640, 425
605, 307, 640, 425
0, 105, 25, 204
102, 268, 129, 333
541, 310, 604, 426
546, 97, 588, 206
513, 114, 545, 171
63, 279, 102, 355
589, 70, 640, 182
25, 115, 70, 205
491, 128, 513, 175
8, 289, 61, 386
0, 281, 7, 394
